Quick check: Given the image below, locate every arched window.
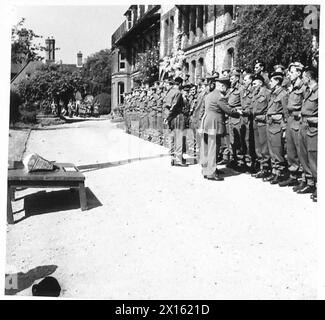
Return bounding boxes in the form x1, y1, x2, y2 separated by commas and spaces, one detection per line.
118, 82, 125, 105
197, 58, 204, 79
224, 47, 234, 70
191, 60, 196, 83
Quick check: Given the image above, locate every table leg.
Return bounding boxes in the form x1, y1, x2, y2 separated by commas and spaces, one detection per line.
7, 187, 14, 224
10, 187, 15, 201
78, 182, 87, 211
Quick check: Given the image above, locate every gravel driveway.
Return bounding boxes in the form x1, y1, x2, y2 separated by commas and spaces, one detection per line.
6, 119, 317, 299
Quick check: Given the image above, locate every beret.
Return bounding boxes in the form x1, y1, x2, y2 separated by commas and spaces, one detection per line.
252, 74, 265, 83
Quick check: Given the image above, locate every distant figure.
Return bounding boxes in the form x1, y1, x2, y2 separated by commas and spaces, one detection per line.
32, 276, 61, 297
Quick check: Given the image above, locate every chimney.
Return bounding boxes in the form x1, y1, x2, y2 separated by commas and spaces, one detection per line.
45, 37, 55, 63
77, 51, 83, 68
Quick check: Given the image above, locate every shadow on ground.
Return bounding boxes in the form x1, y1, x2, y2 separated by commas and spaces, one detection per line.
77, 153, 170, 173
13, 187, 102, 224
5, 265, 57, 295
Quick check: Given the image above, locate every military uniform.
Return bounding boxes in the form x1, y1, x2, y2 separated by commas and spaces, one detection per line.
252, 85, 271, 175
284, 77, 306, 182
298, 83, 318, 191
240, 85, 255, 168
266, 86, 288, 181
156, 91, 164, 145
199, 89, 240, 177
165, 87, 186, 164
228, 82, 245, 167
131, 95, 140, 136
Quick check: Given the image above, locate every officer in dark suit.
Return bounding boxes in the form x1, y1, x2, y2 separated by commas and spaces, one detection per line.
251, 74, 271, 178
264, 72, 288, 184
297, 67, 318, 199
199, 76, 241, 181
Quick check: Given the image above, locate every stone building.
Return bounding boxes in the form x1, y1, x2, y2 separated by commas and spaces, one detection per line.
111, 4, 238, 111
111, 5, 160, 108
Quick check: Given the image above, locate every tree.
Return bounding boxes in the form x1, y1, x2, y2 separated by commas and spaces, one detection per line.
11, 18, 44, 64
81, 49, 112, 95
135, 45, 160, 85
236, 5, 317, 71
17, 64, 85, 115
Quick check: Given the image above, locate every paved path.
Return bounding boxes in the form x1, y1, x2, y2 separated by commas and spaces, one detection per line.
6, 119, 317, 299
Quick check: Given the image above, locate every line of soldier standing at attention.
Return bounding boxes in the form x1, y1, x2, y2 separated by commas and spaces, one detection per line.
121, 60, 318, 202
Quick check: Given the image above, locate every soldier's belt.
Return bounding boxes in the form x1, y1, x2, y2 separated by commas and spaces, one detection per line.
301, 116, 318, 127
254, 114, 266, 123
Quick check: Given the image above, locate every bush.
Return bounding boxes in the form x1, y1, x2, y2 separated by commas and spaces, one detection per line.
19, 109, 37, 124
9, 90, 22, 123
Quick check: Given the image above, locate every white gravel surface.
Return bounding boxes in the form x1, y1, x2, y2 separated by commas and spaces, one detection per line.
6, 119, 317, 299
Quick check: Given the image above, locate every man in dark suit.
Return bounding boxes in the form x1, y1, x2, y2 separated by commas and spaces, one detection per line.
199, 76, 241, 181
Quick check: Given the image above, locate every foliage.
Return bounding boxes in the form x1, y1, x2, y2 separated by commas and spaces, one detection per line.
11, 18, 44, 64
81, 49, 112, 96
160, 49, 186, 79
9, 90, 22, 123
17, 64, 85, 114
93, 92, 111, 114
236, 5, 317, 71
135, 46, 160, 85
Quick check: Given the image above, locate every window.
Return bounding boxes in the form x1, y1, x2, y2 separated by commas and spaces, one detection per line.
119, 51, 126, 71
118, 82, 125, 105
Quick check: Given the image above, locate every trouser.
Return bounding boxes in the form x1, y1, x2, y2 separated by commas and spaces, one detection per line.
139, 114, 149, 138
200, 132, 222, 176
266, 121, 286, 176
130, 113, 139, 136
184, 127, 199, 158
286, 115, 301, 179
253, 120, 270, 170
299, 119, 318, 186
229, 118, 245, 166
219, 120, 232, 161
240, 116, 255, 167
148, 113, 157, 130
170, 128, 185, 163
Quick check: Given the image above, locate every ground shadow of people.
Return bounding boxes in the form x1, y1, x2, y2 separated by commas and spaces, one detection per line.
5, 265, 58, 295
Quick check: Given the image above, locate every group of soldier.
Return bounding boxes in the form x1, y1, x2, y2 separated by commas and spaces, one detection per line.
122, 60, 318, 202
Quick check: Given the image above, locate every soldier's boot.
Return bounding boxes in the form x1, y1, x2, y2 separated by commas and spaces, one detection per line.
278, 177, 299, 187
253, 170, 270, 179
293, 180, 307, 192
270, 173, 286, 185
297, 185, 316, 194
311, 189, 317, 202
263, 173, 275, 182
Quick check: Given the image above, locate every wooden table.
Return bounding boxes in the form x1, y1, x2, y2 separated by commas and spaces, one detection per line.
7, 162, 87, 224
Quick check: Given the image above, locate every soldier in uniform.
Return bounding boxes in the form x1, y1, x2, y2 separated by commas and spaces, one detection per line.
264, 72, 288, 184
164, 77, 187, 166
227, 69, 245, 170
124, 92, 131, 134
155, 85, 165, 145
132, 89, 141, 136
251, 74, 272, 178
278, 62, 305, 188
254, 60, 270, 88
273, 64, 291, 89
297, 67, 318, 200
240, 73, 255, 172
187, 85, 201, 162
162, 79, 174, 147
199, 76, 241, 181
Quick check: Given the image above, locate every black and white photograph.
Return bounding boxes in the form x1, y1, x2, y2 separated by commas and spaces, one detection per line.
0, 0, 324, 301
